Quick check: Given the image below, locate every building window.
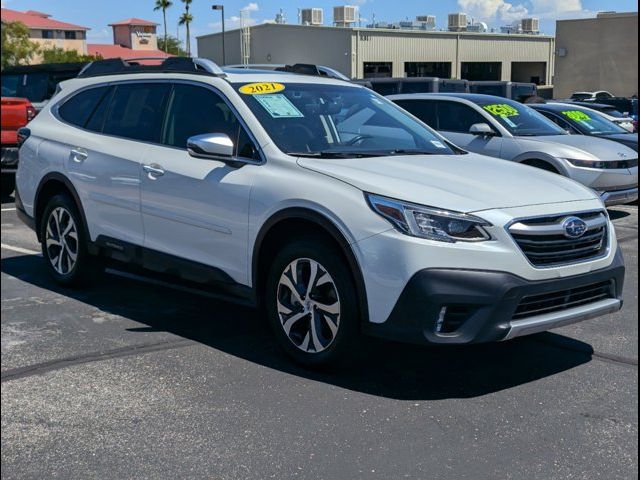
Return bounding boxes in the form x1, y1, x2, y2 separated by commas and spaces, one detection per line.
64, 31, 77, 40
461, 62, 502, 81
41, 30, 54, 39
363, 62, 393, 79
405, 62, 452, 78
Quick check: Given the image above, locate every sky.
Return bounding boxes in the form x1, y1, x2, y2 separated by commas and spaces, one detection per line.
1, 0, 637, 55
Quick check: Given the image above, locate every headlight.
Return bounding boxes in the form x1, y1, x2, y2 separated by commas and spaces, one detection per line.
366, 193, 492, 243
566, 158, 617, 169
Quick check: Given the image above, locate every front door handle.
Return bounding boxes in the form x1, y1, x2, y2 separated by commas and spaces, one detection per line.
143, 163, 165, 178
70, 148, 88, 163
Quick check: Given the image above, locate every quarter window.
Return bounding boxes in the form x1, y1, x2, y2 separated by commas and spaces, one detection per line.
436, 101, 490, 133
58, 86, 110, 128
103, 83, 170, 142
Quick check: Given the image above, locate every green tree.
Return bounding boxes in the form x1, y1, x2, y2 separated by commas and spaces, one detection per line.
154, 0, 173, 52
41, 47, 102, 64
157, 35, 187, 56
179, 0, 193, 57
1, 21, 40, 69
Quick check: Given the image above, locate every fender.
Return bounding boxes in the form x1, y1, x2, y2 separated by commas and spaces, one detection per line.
512, 152, 569, 176
252, 207, 370, 323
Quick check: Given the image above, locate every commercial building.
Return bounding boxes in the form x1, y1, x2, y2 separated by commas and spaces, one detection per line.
1, 8, 89, 61
197, 23, 555, 84
554, 12, 638, 98
88, 18, 171, 61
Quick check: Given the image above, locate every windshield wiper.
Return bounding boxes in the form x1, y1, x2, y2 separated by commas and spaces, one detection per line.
389, 149, 438, 155
289, 151, 387, 159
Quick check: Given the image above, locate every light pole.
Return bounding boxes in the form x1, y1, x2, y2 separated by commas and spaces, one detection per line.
212, 4, 226, 65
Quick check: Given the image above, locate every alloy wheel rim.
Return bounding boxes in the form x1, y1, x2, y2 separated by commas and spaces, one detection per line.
45, 207, 79, 275
276, 258, 341, 353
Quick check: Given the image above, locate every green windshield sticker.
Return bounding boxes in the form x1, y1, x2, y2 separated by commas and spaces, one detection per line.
483, 104, 520, 117
562, 110, 592, 122
254, 94, 304, 119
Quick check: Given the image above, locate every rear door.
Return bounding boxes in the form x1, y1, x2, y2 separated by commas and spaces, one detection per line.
139, 82, 262, 285
61, 81, 170, 245
435, 100, 504, 158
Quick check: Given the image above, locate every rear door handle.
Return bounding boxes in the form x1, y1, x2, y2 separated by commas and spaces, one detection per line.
70, 148, 88, 163
143, 164, 165, 178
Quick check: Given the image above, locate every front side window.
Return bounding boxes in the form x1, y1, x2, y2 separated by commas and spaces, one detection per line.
162, 83, 259, 160
436, 101, 490, 133
103, 83, 170, 142
475, 98, 566, 137
58, 86, 110, 128
234, 82, 456, 157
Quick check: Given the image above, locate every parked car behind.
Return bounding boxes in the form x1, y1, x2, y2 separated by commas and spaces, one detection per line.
1, 62, 85, 111
530, 103, 638, 152
469, 81, 537, 102
354, 77, 470, 96
570, 91, 615, 101
14, 58, 626, 367
1, 97, 36, 197
567, 101, 635, 132
390, 93, 638, 206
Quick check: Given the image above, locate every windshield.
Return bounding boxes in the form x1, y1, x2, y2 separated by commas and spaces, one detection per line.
1, 73, 49, 102
571, 93, 593, 101
558, 108, 630, 135
234, 82, 456, 157
475, 98, 566, 137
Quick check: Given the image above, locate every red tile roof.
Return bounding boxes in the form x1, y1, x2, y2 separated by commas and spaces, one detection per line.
88, 44, 172, 61
0, 8, 89, 31
109, 18, 158, 27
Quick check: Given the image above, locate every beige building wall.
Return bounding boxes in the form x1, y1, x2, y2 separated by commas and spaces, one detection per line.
555, 12, 638, 98
28, 29, 87, 62
197, 24, 555, 84
112, 25, 159, 50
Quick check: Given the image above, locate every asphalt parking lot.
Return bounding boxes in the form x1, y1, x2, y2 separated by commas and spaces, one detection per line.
1, 195, 637, 480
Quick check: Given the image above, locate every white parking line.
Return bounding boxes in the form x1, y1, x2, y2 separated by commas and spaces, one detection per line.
0, 243, 40, 256
1, 208, 16, 212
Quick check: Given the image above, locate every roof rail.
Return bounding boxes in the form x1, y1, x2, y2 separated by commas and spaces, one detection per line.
77, 57, 226, 79
227, 63, 351, 81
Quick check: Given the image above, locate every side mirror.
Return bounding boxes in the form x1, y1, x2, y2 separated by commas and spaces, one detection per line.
187, 133, 234, 160
469, 123, 496, 136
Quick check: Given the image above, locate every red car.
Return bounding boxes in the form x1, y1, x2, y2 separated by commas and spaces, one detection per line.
1, 97, 36, 197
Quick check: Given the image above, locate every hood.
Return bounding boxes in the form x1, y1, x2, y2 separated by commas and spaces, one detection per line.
297, 153, 596, 213
517, 134, 638, 160
600, 133, 638, 152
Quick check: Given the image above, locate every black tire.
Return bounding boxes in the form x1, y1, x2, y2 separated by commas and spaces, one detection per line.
1, 174, 15, 200
522, 159, 560, 174
39, 193, 101, 287
265, 236, 360, 368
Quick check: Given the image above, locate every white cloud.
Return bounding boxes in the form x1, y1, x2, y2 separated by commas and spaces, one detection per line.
242, 2, 259, 12
457, 0, 591, 22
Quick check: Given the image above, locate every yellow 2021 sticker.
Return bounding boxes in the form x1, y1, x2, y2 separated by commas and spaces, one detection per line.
239, 82, 285, 95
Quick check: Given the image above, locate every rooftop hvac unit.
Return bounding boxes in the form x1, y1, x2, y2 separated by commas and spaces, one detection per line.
416, 15, 436, 30
301, 8, 323, 26
448, 13, 467, 32
334, 6, 357, 26
521, 18, 540, 34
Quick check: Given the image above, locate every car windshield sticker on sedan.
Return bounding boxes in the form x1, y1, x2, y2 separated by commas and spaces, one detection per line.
239, 82, 286, 95
483, 104, 520, 128
562, 110, 596, 130
254, 94, 305, 118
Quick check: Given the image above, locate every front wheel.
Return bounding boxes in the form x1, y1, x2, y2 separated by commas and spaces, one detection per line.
40, 193, 101, 287
265, 237, 360, 368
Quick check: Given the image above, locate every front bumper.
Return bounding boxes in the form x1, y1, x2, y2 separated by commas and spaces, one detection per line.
600, 187, 638, 206
363, 248, 625, 345
1, 146, 19, 172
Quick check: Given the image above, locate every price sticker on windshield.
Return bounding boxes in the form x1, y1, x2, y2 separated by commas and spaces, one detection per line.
483, 104, 520, 117
239, 82, 286, 95
562, 110, 592, 122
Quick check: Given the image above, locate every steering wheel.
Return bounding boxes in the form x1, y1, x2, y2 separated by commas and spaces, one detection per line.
344, 134, 373, 146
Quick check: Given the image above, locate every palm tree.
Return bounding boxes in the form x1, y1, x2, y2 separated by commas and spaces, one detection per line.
179, 0, 193, 57
154, 0, 173, 52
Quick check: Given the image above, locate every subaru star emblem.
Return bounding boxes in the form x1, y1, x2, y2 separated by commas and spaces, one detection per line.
562, 217, 588, 239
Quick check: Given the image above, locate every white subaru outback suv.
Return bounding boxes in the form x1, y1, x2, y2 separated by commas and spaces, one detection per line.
15, 58, 625, 367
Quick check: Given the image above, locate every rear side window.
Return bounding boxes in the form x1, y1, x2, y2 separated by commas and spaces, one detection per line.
436, 101, 489, 133
58, 86, 110, 128
394, 100, 437, 128
103, 83, 170, 142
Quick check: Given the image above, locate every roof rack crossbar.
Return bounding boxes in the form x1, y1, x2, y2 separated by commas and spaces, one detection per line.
77, 57, 226, 79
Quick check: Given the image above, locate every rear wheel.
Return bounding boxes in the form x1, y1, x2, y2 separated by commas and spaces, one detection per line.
265, 237, 360, 368
40, 193, 101, 287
